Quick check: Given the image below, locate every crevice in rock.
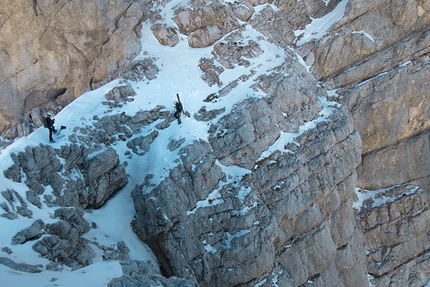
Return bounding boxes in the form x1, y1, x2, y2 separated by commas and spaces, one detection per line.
32, 0, 38, 17
369, 245, 430, 279
327, 28, 430, 86
144, 235, 174, 278
361, 127, 430, 158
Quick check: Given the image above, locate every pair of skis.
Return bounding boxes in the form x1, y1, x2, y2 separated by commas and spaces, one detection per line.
176, 94, 190, 118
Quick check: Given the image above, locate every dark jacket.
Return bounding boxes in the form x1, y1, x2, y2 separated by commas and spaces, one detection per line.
46, 116, 55, 128
175, 102, 183, 113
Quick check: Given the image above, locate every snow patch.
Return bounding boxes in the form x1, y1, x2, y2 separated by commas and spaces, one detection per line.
257, 96, 339, 162
224, 229, 250, 249
353, 185, 419, 210
295, 0, 349, 46
352, 30, 376, 42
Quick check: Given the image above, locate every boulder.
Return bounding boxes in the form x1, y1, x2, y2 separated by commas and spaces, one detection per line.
151, 24, 180, 47
0, 257, 43, 273
11, 219, 46, 245
82, 148, 128, 209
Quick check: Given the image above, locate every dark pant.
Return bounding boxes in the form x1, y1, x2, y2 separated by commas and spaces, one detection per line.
174, 111, 182, 123
49, 126, 56, 141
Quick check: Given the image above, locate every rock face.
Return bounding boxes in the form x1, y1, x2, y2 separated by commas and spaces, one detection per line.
355, 184, 430, 287
1, 0, 429, 286
109, 259, 197, 287
32, 207, 95, 269
295, 0, 430, 191
131, 54, 368, 286
3, 143, 128, 209
9, 207, 94, 270
173, 1, 240, 48
292, 0, 430, 284
0, 0, 148, 139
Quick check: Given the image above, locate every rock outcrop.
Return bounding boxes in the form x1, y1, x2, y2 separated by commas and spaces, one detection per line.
32, 207, 95, 269
8, 207, 96, 270
354, 184, 430, 287
131, 50, 368, 286
3, 143, 128, 209
0, 84, 197, 284
109, 259, 198, 287
291, 0, 430, 284
295, 0, 430, 190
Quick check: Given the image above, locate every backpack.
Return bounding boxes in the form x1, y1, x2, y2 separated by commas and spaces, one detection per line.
42, 116, 48, 128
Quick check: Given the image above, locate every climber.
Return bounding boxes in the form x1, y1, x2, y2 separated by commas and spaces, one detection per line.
44, 114, 66, 143
174, 94, 184, 124
45, 114, 57, 143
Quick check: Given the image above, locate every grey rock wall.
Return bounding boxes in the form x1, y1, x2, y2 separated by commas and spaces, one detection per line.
0, 0, 149, 138
3, 143, 128, 209
355, 184, 430, 287
292, 0, 430, 285
131, 56, 368, 286
296, 0, 430, 192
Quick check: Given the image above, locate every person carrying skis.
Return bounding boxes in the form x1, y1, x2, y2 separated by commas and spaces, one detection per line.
174, 94, 184, 124
44, 114, 66, 143
45, 114, 57, 143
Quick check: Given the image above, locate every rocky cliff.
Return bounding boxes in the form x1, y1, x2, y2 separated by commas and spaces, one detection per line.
295, 1, 430, 285
0, 0, 147, 138
0, 0, 429, 286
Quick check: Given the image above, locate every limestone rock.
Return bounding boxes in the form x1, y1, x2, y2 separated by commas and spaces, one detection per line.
231, 2, 254, 22
1, 0, 429, 285
32, 207, 95, 268
291, 1, 430, 283
174, 1, 240, 48
3, 144, 62, 185
132, 54, 367, 286
0, 0, 148, 138
358, 129, 430, 190
103, 84, 137, 109
151, 24, 180, 47
109, 259, 198, 287
26, 190, 42, 208
355, 184, 430, 286
11, 219, 46, 245
3, 143, 128, 209
297, 0, 430, 193
32, 235, 71, 262
1, 189, 33, 219
0, 257, 43, 273
82, 148, 128, 209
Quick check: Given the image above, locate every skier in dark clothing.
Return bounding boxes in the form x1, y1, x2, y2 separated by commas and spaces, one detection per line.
45, 114, 57, 143
45, 114, 66, 143
174, 94, 184, 124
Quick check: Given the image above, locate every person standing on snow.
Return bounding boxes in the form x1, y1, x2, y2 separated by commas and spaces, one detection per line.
45, 114, 57, 143
44, 114, 66, 143
174, 94, 184, 124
